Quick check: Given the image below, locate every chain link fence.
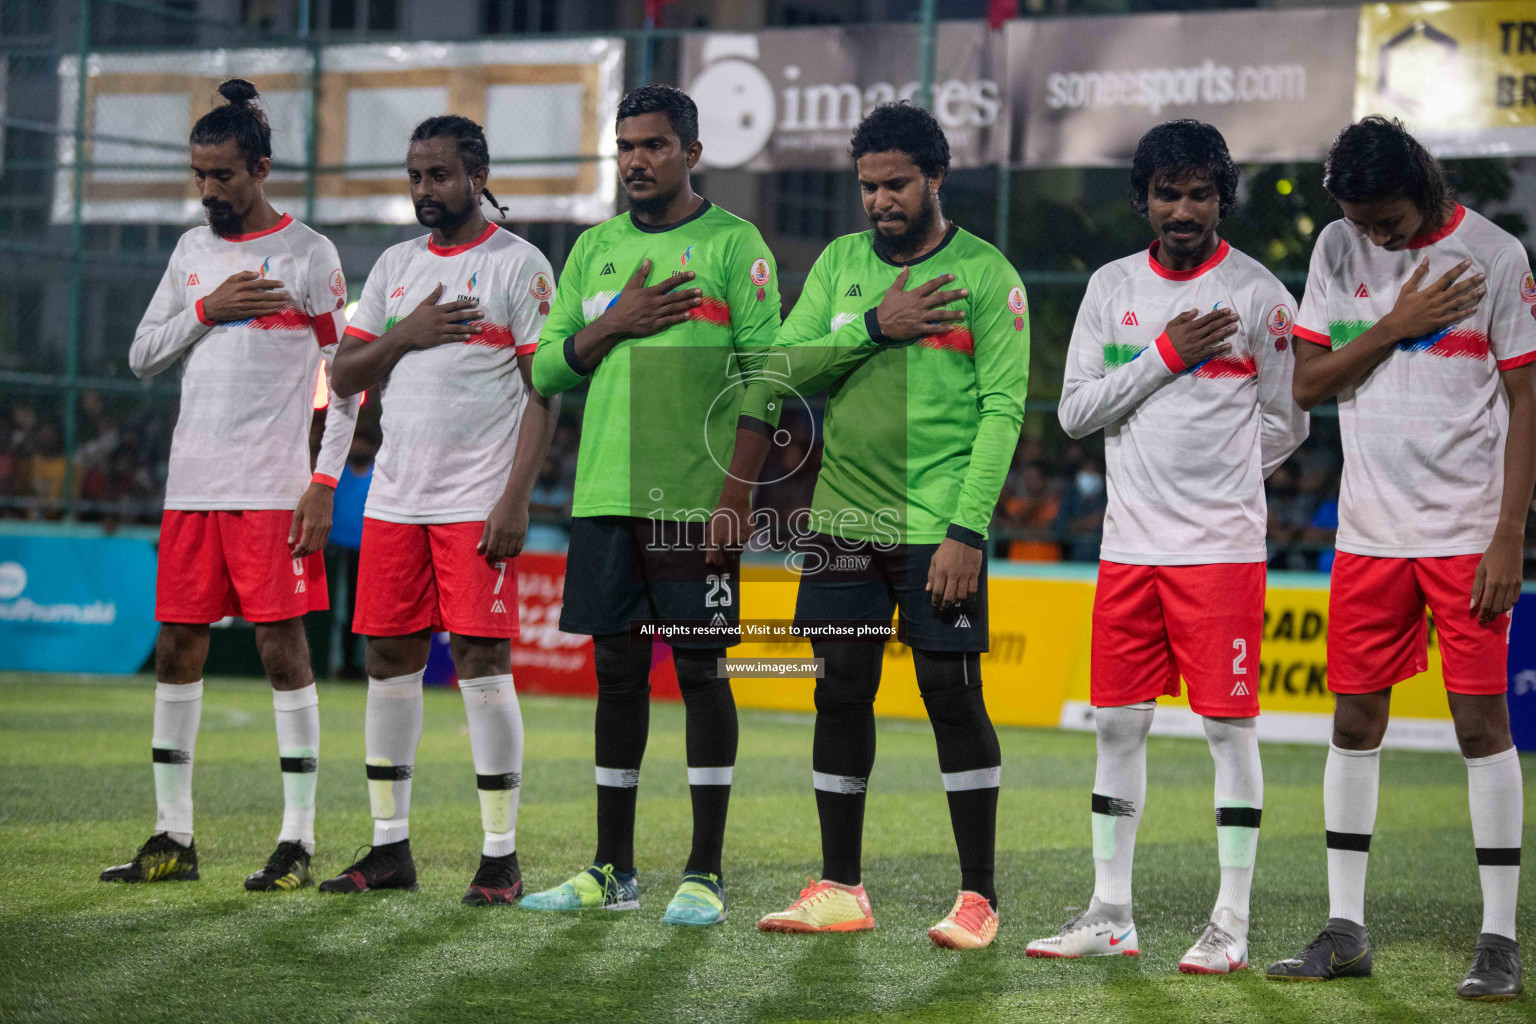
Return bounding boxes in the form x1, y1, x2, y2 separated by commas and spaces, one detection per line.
2, 0, 1527, 574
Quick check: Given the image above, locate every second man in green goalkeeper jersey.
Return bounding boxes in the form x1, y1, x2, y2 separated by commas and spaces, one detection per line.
726, 103, 1030, 949
524, 85, 782, 925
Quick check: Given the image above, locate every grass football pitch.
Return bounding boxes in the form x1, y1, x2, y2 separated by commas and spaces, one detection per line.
2, 673, 1532, 1024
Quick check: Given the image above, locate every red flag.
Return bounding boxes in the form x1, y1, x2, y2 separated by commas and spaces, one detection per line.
987, 0, 1018, 30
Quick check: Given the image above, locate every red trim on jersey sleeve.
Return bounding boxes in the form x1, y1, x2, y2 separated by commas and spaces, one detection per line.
427, 222, 498, 257
311, 472, 338, 488
1154, 331, 1188, 372
515, 342, 539, 356
343, 325, 377, 343
1496, 349, 1536, 372
222, 213, 294, 243
1147, 238, 1231, 281
1293, 325, 1331, 347
310, 310, 340, 348
1406, 204, 1466, 250
194, 297, 217, 327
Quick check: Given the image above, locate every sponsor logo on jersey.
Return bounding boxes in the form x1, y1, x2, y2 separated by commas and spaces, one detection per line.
491, 599, 507, 614
390, 285, 406, 299
750, 257, 770, 286
186, 273, 199, 286
259, 257, 271, 278
1230, 679, 1249, 696
1275, 336, 1288, 351
680, 245, 695, 269
600, 262, 615, 275
1521, 272, 1536, 304
1007, 286, 1026, 314
1354, 282, 1370, 298
529, 272, 553, 301
1120, 311, 1139, 326
466, 270, 479, 292
953, 612, 971, 629
329, 269, 346, 297
1266, 304, 1293, 337
845, 283, 862, 297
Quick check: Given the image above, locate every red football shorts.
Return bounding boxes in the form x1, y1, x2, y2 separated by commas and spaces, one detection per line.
1327, 552, 1510, 696
1091, 561, 1265, 717
156, 509, 327, 624
353, 517, 519, 639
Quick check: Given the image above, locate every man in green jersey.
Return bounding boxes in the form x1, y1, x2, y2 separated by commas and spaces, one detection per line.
734, 104, 1028, 949
523, 85, 782, 926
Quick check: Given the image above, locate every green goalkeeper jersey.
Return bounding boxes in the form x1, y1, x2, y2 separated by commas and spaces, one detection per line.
532, 200, 782, 519
741, 224, 1029, 546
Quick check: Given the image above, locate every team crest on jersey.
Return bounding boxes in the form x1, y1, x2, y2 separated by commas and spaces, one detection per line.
680, 245, 695, 269
1007, 286, 1026, 315
750, 258, 770, 287
530, 272, 553, 301
329, 269, 346, 297
1521, 272, 1536, 304
1266, 304, 1293, 337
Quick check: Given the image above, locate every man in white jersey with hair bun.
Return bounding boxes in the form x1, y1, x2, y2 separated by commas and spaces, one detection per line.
104, 79, 359, 892
1267, 116, 1536, 1003
1028, 119, 1308, 973
321, 115, 560, 906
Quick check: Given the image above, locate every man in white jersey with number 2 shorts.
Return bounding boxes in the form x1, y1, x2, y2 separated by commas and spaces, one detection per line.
104, 80, 359, 893
320, 115, 559, 907
1267, 117, 1536, 1003
1029, 121, 1307, 973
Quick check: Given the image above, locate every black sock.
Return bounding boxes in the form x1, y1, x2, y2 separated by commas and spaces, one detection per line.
593, 633, 651, 874
812, 642, 882, 887
914, 648, 1000, 909
675, 648, 734, 878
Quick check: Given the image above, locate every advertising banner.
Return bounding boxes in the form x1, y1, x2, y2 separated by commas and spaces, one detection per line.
1356, 0, 1536, 157
1006, 9, 1359, 167
54, 38, 623, 225
682, 24, 1007, 171
0, 533, 158, 674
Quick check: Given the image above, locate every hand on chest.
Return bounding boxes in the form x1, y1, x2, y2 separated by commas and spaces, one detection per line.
187, 251, 306, 310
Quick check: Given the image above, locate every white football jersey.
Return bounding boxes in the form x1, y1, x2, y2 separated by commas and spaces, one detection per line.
130, 214, 359, 510
1060, 239, 1309, 565
344, 223, 553, 524
1296, 206, 1536, 558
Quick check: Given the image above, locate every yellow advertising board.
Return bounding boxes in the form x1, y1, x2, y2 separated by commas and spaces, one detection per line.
730, 565, 1459, 751
1356, 1, 1536, 156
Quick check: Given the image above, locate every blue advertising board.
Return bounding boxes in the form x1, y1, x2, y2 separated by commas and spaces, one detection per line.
1506, 590, 1536, 752
0, 533, 159, 674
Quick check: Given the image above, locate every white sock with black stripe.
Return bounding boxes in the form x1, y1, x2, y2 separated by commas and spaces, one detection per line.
1467, 746, 1522, 940
273, 684, 319, 853
460, 674, 522, 858
365, 670, 424, 846
1090, 702, 1154, 918
1324, 743, 1380, 926
1205, 715, 1262, 934
152, 680, 202, 846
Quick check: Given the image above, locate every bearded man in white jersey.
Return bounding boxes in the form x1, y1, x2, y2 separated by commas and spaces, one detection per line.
319, 116, 559, 905
1266, 117, 1536, 1002
104, 80, 359, 891
1027, 120, 1308, 972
